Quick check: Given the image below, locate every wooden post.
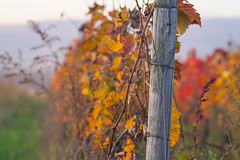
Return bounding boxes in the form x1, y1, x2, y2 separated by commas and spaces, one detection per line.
146, 0, 178, 160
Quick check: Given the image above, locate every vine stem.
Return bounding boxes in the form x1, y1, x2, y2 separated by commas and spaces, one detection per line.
107, 46, 141, 158
108, 129, 128, 160
107, 6, 154, 159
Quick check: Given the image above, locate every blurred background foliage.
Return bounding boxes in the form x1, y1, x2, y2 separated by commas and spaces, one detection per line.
0, 1, 239, 160
0, 81, 46, 160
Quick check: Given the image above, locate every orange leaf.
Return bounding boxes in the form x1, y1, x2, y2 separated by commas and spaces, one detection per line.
92, 105, 102, 120
72, 39, 80, 45
115, 71, 124, 82
125, 116, 136, 130
98, 138, 110, 149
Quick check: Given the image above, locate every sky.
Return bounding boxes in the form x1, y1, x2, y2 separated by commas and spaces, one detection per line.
1, 0, 240, 25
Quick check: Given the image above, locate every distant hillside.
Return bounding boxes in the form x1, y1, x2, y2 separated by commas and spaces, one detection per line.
0, 19, 240, 63
178, 18, 240, 59
0, 20, 84, 83
0, 18, 240, 86
0, 20, 84, 65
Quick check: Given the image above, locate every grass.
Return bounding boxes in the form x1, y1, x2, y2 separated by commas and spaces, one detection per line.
0, 81, 46, 160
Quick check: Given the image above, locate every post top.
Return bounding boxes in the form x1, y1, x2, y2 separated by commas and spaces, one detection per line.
154, 0, 178, 8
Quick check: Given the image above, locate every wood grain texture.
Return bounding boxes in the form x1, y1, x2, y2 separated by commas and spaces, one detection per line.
146, 0, 177, 159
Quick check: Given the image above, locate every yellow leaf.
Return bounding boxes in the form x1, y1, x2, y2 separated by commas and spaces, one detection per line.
119, 88, 126, 100
102, 108, 113, 118
109, 57, 122, 71
125, 116, 136, 130
130, 54, 137, 60
103, 35, 111, 44
82, 87, 89, 95
115, 71, 124, 82
92, 64, 101, 70
124, 138, 135, 160
91, 105, 102, 120
222, 71, 230, 79
101, 91, 115, 108
96, 117, 112, 130
87, 116, 96, 131
170, 107, 181, 147
108, 35, 124, 52
96, 86, 107, 99
92, 71, 102, 81
114, 89, 126, 102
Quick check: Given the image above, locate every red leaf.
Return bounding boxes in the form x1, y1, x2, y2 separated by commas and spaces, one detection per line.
123, 35, 136, 55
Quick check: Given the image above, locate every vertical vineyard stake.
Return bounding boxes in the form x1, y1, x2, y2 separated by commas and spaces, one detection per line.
146, 0, 178, 159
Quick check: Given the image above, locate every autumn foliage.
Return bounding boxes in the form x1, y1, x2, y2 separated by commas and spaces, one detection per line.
1, 0, 239, 159
51, 1, 202, 159
173, 48, 240, 159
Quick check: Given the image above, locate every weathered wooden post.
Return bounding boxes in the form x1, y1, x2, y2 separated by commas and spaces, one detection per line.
146, 0, 178, 159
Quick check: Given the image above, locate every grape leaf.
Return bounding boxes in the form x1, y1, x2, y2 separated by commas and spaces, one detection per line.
124, 138, 135, 160
170, 107, 181, 147
174, 60, 182, 81
125, 116, 136, 130
101, 91, 115, 108
175, 36, 181, 53
108, 40, 123, 52
108, 34, 124, 52
177, 0, 201, 35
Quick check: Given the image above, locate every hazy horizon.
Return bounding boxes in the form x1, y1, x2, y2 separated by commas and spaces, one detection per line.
1, 18, 240, 63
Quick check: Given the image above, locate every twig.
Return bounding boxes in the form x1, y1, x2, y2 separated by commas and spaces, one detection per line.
108, 129, 128, 160
135, 0, 144, 31
220, 143, 240, 160
193, 79, 216, 153
107, 45, 141, 158
107, 6, 154, 159
135, 89, 148, 118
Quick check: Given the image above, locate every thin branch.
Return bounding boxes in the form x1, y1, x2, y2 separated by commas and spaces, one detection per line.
220, 143, 240, 160
135, 89, 148, 118
108, 129, 128, 160
107, 6, 154, 159
135, 0, 144, 31
193, 79, 216, 153
107, 45, 141, 158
